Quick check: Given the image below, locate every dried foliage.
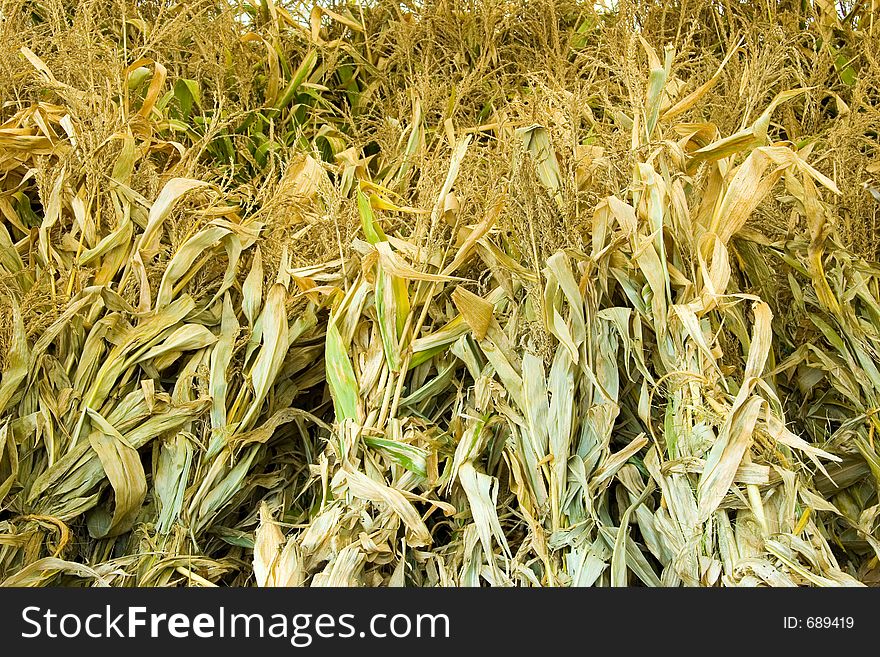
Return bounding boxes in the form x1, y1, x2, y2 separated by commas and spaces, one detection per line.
1, 0, 880, 587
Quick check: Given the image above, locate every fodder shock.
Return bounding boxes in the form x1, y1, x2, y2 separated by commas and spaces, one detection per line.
1, 0, 879, 587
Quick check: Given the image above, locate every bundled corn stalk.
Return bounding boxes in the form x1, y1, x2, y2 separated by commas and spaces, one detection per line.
1, 0, 879, 586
